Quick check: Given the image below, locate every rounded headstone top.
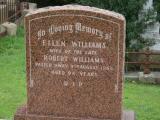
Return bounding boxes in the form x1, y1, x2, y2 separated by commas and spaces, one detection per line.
26, 5, 125, 21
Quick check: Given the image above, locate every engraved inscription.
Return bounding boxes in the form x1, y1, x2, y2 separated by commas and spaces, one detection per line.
30, 18, 118, 88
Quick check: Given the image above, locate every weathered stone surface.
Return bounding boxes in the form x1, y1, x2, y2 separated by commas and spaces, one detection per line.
29, 3, 37, 10
122, 111, 135, 120
2, 22, 17, 36
15, 5, 126, 120
0, 25, 7, 37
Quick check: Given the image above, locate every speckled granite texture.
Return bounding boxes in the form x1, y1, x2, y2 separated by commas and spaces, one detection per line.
14, 106, 135, 120
14, 5, 126, 120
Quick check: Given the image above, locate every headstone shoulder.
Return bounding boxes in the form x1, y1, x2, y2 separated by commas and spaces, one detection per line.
25, 5, 125, 21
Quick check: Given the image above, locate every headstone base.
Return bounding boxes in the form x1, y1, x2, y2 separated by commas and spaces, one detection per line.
14, 106, 135, 120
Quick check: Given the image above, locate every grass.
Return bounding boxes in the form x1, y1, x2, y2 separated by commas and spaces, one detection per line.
124, 82, 160, 120
0, 27, 160, 120
0, 27, 26, 119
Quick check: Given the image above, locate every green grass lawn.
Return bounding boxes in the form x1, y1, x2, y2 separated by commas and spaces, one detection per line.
0, 27, 160, 120
0, 27, 26, 119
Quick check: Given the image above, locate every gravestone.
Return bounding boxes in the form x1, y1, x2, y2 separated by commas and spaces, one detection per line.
14, 5, 135, 120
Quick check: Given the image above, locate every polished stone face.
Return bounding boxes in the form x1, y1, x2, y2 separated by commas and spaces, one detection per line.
16, 5, 125, 120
